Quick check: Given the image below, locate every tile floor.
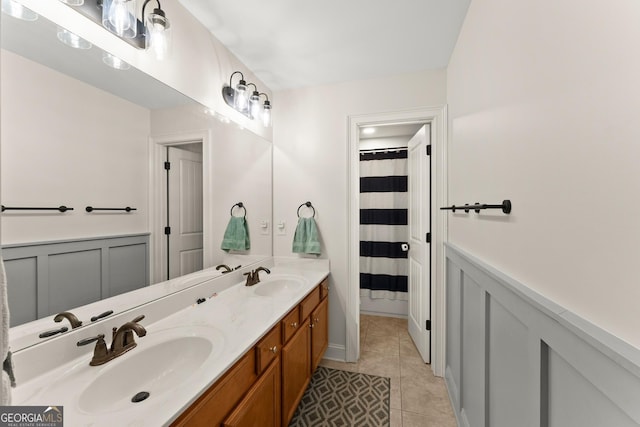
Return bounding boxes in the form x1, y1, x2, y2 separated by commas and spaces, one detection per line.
319, 314, 457, 427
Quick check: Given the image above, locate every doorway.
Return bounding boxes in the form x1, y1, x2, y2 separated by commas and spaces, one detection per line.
149, 130, 211, 284
166, 144, 203, 279
358, 123, 431, 363
347, 106, 448, 376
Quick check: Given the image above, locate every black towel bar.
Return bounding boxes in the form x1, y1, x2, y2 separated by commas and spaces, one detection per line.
297, 201, 316, 218
85, 206, 136, 212
230, 202, 246, 217
440, 200, 512, 214
1, 205, 73, 212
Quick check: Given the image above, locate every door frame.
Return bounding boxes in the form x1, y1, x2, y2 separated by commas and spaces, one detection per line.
149, 130, 211, 283
347, 106, 448, 376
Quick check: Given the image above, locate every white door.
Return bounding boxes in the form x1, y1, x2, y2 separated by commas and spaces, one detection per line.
168, 146, 203, 279
407, 125, 431, 363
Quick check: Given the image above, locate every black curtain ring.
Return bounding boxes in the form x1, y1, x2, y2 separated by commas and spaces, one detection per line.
230, 202, 246, 218
297, 201, 316, 218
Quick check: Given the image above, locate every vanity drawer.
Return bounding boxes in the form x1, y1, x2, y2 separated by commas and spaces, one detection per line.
300, 286, 320, 321
319, 278, 329, 300
282, 306, 301, 344
256, 323, 281, 375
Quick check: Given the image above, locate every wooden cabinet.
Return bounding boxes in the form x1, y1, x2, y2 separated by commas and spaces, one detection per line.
310, 297, 329, 373
171, 351, 257, 427
281, 318, 311, 425
172, 277, 330, 427
223, 358, 281, 427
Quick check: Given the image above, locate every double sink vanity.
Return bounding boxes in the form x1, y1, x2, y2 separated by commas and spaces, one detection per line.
10, 257, 330, 426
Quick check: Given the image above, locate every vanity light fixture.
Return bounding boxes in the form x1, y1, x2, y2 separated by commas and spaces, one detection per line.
222, 72, 273, 127
1, 0, 38, 21
58, 0, 171, 60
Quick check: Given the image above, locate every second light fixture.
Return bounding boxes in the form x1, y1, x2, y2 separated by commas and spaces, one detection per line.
222, 71, 272, 127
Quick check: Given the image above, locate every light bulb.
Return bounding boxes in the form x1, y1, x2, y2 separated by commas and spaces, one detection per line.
146, 12, 171, 60
108, 0, 132, 36
250, 99, 261, 119
235, 82, 248, 110
249, 92, 261, 119
262, 103, 272, 127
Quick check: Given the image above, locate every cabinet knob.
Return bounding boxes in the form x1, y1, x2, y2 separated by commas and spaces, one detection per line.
269, 345, 278, 353
309, 323, 315, 329
314, 317, 320, 323
290, 322, 298, 328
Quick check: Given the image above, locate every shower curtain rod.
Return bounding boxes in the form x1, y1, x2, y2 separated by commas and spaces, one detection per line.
359, 146, 408, 154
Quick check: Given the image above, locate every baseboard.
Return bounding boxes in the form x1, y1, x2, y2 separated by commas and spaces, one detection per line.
323, 343, 346, 362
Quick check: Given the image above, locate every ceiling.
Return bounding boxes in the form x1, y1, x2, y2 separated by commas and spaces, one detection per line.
178, 0, 471, 91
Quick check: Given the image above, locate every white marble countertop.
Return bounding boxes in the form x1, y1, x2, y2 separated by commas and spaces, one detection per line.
10, 258, 329, 426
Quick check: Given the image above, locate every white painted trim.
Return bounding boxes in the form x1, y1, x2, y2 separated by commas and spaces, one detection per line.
323, 344, 347, 362
148, 130, 211, 284
347, 106, 448, 376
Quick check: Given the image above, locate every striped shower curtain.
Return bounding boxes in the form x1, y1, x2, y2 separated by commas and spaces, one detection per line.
359, 149, 408, 300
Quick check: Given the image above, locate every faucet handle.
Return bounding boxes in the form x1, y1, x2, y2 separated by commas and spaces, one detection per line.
77, 334, 105, 347
131, 315, 145, 323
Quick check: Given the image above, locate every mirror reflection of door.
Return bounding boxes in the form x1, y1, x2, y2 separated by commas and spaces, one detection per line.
167, 144, 203, 279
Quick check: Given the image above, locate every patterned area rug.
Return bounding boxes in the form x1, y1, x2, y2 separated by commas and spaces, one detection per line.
289, 366, 390, 427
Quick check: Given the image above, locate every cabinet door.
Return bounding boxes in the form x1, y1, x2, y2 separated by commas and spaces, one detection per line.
310, 297, 329, 373
282, 320, 311, 425
223, 359, 281, 427
171, 351, 257, 427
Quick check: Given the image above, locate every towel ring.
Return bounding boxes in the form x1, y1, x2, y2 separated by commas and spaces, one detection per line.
297, 201, 316, 218
230, 202, 246, 218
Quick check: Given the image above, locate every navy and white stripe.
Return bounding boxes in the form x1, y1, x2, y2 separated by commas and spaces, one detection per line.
359, 149, 408, 298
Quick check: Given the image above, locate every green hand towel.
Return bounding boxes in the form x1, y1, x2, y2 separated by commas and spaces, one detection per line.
221, 216, 250, 252
292, 217, 321, 255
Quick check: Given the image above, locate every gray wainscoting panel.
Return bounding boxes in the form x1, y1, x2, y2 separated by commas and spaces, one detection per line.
108, 243, 148, 297
445, 243, 640, 427
460, 274, 486, 427
4, 256, 37, 326
48, 249, 102, 315
2, 234, 149, 326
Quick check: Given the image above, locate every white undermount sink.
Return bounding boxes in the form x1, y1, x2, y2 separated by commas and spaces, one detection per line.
253, 275, 305, 297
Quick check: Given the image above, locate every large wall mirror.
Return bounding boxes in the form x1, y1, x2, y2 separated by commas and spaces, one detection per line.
1, 9, 273, 350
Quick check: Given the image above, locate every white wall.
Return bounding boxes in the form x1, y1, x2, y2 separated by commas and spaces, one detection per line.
273, 69, 446, 356
150, 105, 273, 267
1, 50, 149, 244
447, 0, 640, 349
17, 0, 272, 141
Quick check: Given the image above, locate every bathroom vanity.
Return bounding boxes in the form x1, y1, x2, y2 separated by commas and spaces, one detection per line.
171, 277, 329, 426
10, 258, 330, 427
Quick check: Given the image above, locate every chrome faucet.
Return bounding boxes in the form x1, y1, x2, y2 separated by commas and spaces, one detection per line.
244, 267, 271, 286
77, 315, 147, 366
54, 311, 83, 329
